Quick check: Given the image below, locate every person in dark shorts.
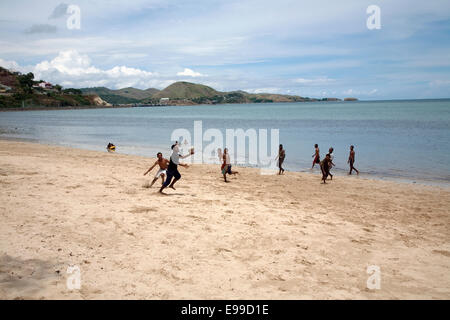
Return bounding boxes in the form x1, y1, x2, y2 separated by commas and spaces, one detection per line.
348, 145, 359, 175
327, 147, 334, 179
221, 148, 238, 182
159, 142, 194, 193
312, 144, 320, 168
320, 153, 333, 183
276, 144, 285, 175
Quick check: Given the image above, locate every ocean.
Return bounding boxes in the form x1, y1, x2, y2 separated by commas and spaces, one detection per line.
1, 99, 449, 185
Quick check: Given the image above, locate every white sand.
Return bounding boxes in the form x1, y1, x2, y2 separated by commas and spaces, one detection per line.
0, 140, 449, 299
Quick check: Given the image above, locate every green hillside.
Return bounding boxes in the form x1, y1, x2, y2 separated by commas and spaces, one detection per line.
74, 81, 346, 106
80, 86, 159, 104
0, 67, 104, 109
151, 81, 220, 100
115, 87, 159, 100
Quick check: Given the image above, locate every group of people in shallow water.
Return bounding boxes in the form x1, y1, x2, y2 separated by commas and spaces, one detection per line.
141, 141, 360, 193
277, 143, 359, 184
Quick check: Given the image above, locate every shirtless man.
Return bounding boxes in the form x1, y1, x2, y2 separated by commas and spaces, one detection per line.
348, 145, 359, 175
159, 142, 194, 193
320, 153, 334, 183
143, 152, 169, 187
312, 144, 320, 168
276, 144, 285, 175
328, 147, 334, 179
221, 148, 238, 182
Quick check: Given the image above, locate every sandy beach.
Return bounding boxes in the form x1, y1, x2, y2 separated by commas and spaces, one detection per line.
0, 139, 449, 299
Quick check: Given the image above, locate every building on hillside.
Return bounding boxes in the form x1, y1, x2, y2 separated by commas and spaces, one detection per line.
0, 83, 12, 93
38, 81, 53, 89
160, 97, 169, 105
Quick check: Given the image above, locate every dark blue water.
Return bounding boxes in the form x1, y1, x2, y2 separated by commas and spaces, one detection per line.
1, 99, 449, 185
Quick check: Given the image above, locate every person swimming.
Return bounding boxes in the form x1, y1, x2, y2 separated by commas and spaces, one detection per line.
106, 142, 116, 152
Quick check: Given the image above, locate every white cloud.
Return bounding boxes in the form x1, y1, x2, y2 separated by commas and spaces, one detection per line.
293, 77, 336, 86
343, 88, 379, 97
24, 24, 57, 34
1, 50, 172, 89
343, 89, 355, 95
176, 68, 204, 77
0, 58, 23, 72
429, 80, 450, 87
244, 87, 281, 94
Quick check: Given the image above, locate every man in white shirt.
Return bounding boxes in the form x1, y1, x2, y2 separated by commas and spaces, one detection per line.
159, 142, 194, 193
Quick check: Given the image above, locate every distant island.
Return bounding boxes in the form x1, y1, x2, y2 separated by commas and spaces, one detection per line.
0, 67, 357, 109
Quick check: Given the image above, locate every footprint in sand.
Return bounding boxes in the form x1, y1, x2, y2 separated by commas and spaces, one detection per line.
129, 206, 158, 214
432, 250, 450, 257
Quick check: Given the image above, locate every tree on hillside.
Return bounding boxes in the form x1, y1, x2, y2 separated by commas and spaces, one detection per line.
17, 72, 34, 94
54, 84, 62, 93
63, 88, 82, 95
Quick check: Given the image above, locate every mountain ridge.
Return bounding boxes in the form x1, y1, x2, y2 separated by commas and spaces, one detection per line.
80, 81, 346, 105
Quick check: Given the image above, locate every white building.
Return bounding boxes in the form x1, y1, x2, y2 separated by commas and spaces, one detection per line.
38, 82, 53, 89
0, 83, 12, 92
160, 97, 169, 105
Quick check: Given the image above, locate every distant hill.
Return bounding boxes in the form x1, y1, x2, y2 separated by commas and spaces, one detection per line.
80, 86, 160, 104
151, 81, 219, 100
79, 81, 330, 105
0, 67, 109, 109
115, 87, 159, 100
142, 82, 319, 104
1, 70, 351, 108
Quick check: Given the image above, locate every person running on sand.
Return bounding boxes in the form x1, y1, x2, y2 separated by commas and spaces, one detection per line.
320, 153, 334, 183
312, 144, 320, 168
143, 152, 169, 188
348, 145, 359, 175
221, 148, 238, 182
159, 142, 194, 193
327, 147, 334, 179
217, 148, 223, 164
275, 144, 285, 175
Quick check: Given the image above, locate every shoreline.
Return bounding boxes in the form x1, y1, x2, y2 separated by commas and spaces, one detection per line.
1, 136, 448, 189
1, 98, 449, 113
0, 99, 372, 112
0, 104, 134, 112
0, 139, 449, 299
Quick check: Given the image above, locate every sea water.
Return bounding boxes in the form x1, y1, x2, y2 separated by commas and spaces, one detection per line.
1, 99, 449, 185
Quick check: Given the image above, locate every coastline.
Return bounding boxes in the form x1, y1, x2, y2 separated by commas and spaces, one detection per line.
0, 136, 448, 188
0, 139, 449, 299
0, 99, 364, 113
0, 104, 134, 112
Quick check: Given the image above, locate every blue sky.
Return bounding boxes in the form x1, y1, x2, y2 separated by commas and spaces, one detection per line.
0, 0, 449, 99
